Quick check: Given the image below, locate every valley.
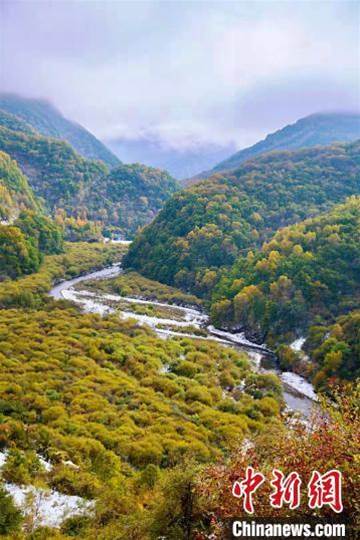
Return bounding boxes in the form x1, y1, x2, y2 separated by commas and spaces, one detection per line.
0, 93, 358, 538
49, 258, 317, 416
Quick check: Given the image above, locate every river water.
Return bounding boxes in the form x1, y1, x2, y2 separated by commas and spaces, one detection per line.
49, 263, 317, 417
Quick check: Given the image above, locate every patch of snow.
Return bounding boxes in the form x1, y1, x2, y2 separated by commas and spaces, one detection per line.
159, 364, 171, 374
233, 380, 246, 391
0, 450, 8, 467
61, 289, 115, 316
5, 483, 94, 528
206, 326, 267, 351
0, 451, 52, 472
155, 327, 231, 343
241, 439, 255, 455
85, 290, 208, 322
38, 456, 53, 472
246, 351, 262, 369
62, 460, 80, 470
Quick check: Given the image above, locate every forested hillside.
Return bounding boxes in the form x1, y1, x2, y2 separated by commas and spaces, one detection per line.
0, 151, 40, 221
304, 309, 360, 389
0, 109, 35, 136
0, 93, 120, 168
0, 121, 107, 211
212, 197, 359, 340
0, 211, 63, 280
124, 141, 360, 293
0, 112, 179, 238
191, 112, 360, 181
0, 151, 64, 279
89, 164, 178, 236
209, 197, 360, 390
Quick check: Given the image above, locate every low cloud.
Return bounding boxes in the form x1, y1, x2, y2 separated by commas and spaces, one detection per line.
1, 0, 359, 151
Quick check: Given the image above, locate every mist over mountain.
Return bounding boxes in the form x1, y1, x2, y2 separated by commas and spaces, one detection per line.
107, 136, 236, 179
189, 112, 360, 183
0, 93, 120, 168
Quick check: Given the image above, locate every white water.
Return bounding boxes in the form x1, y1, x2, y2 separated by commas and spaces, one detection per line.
290, 337, 306, 352
49, 264, 317, 415
280, 372, 318, 401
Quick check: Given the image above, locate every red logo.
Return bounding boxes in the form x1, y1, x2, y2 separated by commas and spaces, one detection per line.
232, 466, 265, 514
232, 468, 343, 514
308, 470, 343, 513
270, 469, 302, 509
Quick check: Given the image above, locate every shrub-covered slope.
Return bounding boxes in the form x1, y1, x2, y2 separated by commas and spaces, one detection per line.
0, 242, 281, 537
0, 93, 120, 167
124, 141, 360, 292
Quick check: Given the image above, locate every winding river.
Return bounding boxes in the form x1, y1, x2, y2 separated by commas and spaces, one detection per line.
50, 263, 317, 417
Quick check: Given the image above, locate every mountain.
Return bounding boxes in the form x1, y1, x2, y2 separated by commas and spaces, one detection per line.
212, 196, 360, 343
189, 112, 360, 183
89, 163, 179, 237
0, 116, 108, 211
0, 93, 120, 168
107, 136, 236, 179
124, 141, 360, 293
211, 197, 360, 389
0, 111, 179, 238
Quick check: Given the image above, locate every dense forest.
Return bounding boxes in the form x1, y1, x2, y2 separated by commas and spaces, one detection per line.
0, 110, 179, 239
0, 211, 63, 279
125, 141, 360, 292
212, 197, 359, 340
0, 151, 65, 279
211, 197, 360, 389
303, 310, 360, 389
0, 151, 40, 221
0, 120, 107, 210
89, 164, 178, 237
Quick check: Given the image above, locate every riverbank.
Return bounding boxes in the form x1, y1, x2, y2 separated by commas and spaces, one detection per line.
49, 263, 318, 416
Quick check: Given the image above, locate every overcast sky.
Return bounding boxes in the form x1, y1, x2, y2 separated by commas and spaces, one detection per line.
1, 0, 359, 150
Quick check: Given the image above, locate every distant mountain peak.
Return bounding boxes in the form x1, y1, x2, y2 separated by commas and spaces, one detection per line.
188, 111, 360, 184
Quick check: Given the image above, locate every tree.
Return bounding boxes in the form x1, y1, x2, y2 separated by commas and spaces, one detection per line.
0, 485, 23, 535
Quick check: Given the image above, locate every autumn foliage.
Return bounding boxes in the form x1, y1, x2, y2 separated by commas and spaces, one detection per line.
196, 383, 360, 537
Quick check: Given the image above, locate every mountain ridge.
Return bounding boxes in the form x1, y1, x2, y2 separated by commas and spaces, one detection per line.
0, 110, 179, 238
0, 93, 120, 168
187, 112, 360, 184
124, 140, 360, 292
